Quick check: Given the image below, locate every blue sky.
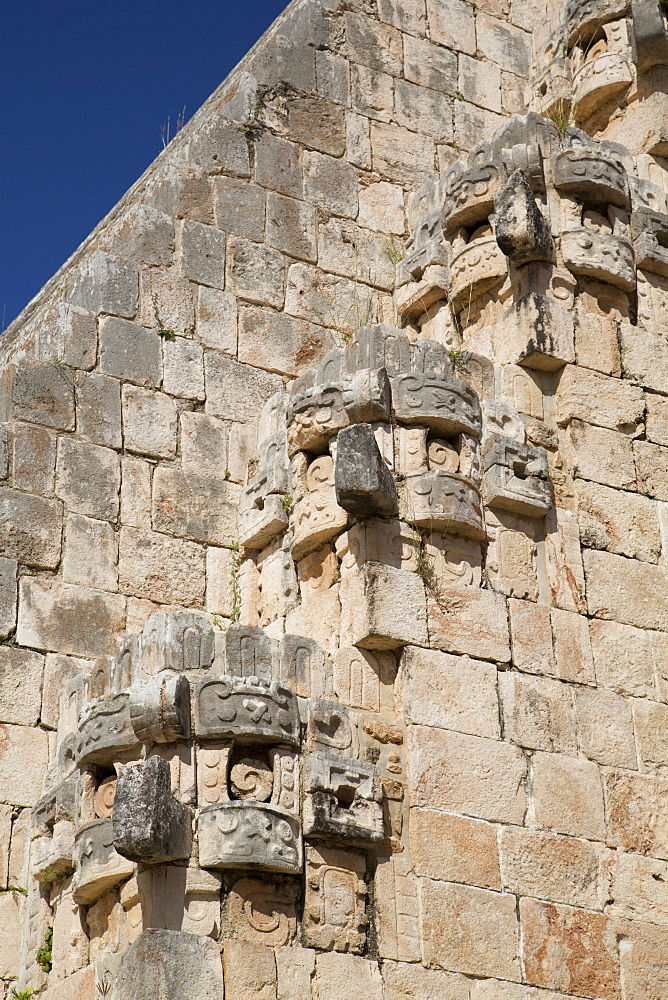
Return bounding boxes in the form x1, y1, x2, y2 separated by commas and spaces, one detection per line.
0, 0, 286, 329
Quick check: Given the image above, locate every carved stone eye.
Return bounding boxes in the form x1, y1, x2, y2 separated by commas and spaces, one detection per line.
229, 757, 274, 802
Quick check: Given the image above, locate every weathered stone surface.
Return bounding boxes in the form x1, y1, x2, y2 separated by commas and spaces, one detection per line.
411, 809, 500, 888
56, 438, 120, 520
276, 946, 316, 1000
0, 888, 23, 978
532, 751, 606, 840
0, 556, 17, 635
194, 674, 299, 744
99, 317, 162, 387
341, 563, 427, 649
113, 756, 192, 864
634, 440, 668, 500
213, 177, 265, 240
179, 219, 226, 288
520, 899, 619, 999
118, 527, 205, 606
427, 0, 475, 52
303, 844, 367, 952
0, 722, 49, 806
500, 672, 577, 754
205, 353, 282, 423
227, 236, 286, 309
63, 513, 118, 591
304, 150, 358, 218
0, 646, 44, 726
111, 929, 224, 999
10, 361, 75, 430
556, 366, 644, 432
75, 372, 122, 448
495, 169, 553, 264
0, 487, 62, 568
408, 725, 527, 823
152, 468, 237, 545
227, 877, 297, 947
315, 952, 383, 1000
576, 687, 636, 768
501, 827, 601, 908
590, 618, 662, 698
382, 961, 470, 1000
303, 750, 383, 844
12, 423, 57, 499
584, 549, 668, 631
196, 286, 238, 353
238, 306, 332, 377
223, 939, 277, 1000
335, 422, 398, 518
550, 608, 595, 684
17, 576, 125, 656
566, 420, 636, 490
162, 337, 205, 400
200, 801, 302, 873
266, 193, 317, 263
400, 645, 500, 737
576, 480, 660, 562
288, 97, 347, 157
630, 698, 668, 772
65, 249, 138, 316
427, 586, 510, 662
421, 879, 521, 980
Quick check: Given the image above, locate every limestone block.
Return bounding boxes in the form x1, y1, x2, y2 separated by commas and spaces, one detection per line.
226, 236, 286, 309
584, 548, 668, 631
75, 371, 122, 449
11, 421, 56, 493
427, 0, 475, 52
576, 480, 660, 562
280, 633, 331, 699
420, 879, 521, 980
303, 844, 367, 952
619, 320, 668, 392
459, 52, 502, 113
550, 608, 596, 684
72, 818, 135, 904
120, 457, 151, 529
427, 586, 510, 662
161, 337, 205, 400
205, 352, 282, 423
0, 802, 10, 885
0, 488, 62, 568
633, 698, 668, 772
407, 726, 527, 823
291, 486, 347, 561
17, 577, 126, 657
392, 370, 480, 437
400, 646, 500, 738
494, 293, 575, 370
574, 310, 621, 377
63, 514, 118, 591
315, 952, 383, 1000
266, 192, 317, 263
500, 672, 578, 754
302, 751, 383, 844
0, 557, 16, 637
482, 436, 552, 518
520, 899, 619, 998
194, 675, 299, 745
593, 620, 660, 699
576, 687, 636, 768
340, 562, 427, 650
178, 219, 226, 289
508, 599, 555, 677
401, 472, 485, 538
140, 270, 195, 336
0, 646, 43, 726
113, 757, 191, 864
606, 769, 668, 858
8, 361, 75, 431
99, 317, 162, 387
131, 610, 213, 678
50, 884, 88, 981
196, 286, 237, 354
605, 851, 668, 926
199, 801, 302, 873
31, 820, 75, 884
335, 423, 398, 518
501, 826, 601, 908
410, 809, 500, 889
531, 751, 606, 840
382, 961, 470, 1000
288, 369, 390, 455
286, 588, 342, 664
112, 929, 224, 1000
180, 412, 228, 479
0, 722, 47, 809
545, 507, 587, 614
495, 169, 553, 264
0, 889, 23, 979
275, 946, 315, 1000
152, 468, 237, 546
556, 365, 644, 432
634, 440, 668, 501
56, 437, 120, 520
566, 419, 636, 490
65, 249, 138, 316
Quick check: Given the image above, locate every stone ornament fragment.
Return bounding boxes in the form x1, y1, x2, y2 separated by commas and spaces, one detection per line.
335, 423, 398, 519
561, 228, 635, 290
494, 169, 555, 265
110, 928, 224, 1000
129, 673, 191, 743
303, 844, 368, 953
392, 371, 481, 438
226, 876, 298, 946
112, 756, 192, 864
72, 818, 135, 905
194, 675, 300, 745
401, 471, 485, 538
303, 750, 383, 845
198, 800, 302, 873
74, 692, 139, 767
481, 402, 553, 517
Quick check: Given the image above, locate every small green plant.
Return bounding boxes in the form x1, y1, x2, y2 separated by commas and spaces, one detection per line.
157, 328, 175, 340
229, 542, 241, 624
281, 492, 293, 513
10, 987, 34, 1000
38, 865, 71, 890
543, 97, 578, 139
151, 291, 176, 340
52, 356, 67, 367
0, 631, 16, 647
242, 94, 263, 137
454, 90, 464, 101
36, 927, 53, 973
224, 469, 232, 480
383, 236, 405, 267
447, 347, 471, 372
0, 885, 27, 895
409, 528, 438, 592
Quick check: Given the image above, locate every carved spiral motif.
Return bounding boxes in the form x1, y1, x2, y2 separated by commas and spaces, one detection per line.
93, 776, 117, 819
229, 757, 274, 802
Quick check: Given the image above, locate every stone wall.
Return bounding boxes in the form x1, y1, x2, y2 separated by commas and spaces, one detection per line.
5, 0, 668, 997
